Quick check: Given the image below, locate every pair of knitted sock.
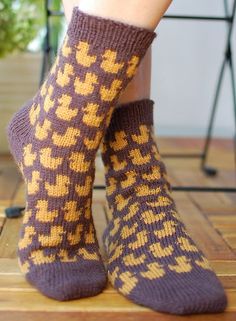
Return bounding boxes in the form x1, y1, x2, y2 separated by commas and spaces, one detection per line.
7, 8, 227, 315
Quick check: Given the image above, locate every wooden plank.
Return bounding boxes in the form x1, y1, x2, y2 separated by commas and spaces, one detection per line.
0, 259, 20, 274
11, 182, 25, 207
0, 218, 21, 258
210, 261, 236, 275
0, 158, 21, 201
0, 137, 235, 320
175, 196, 236, 260
224, 236, 236, 250
0, 289, 234, 313
172, 168, 232, 210
0, 312, 235, 321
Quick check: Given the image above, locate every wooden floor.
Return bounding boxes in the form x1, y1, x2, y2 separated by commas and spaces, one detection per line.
0, 137, 235, 321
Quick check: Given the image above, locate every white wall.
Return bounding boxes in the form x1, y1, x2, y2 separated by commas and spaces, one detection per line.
151, 0, 236, 137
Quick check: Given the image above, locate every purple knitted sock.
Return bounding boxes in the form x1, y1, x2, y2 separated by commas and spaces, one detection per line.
102, 99, 227, 314
7, 8, 155, 301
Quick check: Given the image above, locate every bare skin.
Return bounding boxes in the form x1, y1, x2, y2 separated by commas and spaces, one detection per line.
62, 0, 172, 104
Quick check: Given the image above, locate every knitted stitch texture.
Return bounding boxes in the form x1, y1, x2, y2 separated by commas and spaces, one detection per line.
102, 99, 227, 315
7, 9, 155, 301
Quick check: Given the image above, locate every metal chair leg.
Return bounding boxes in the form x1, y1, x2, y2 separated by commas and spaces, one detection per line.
201, 0, 236, 176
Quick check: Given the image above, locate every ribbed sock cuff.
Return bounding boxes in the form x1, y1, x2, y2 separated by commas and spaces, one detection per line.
68, 8, 156, 57
106, 99, 154, 134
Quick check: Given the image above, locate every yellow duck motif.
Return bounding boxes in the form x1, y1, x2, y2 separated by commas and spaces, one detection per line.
50, 56, 59, 75
78, 248, 99, 261
30, 250, 56, 265
74, 72, 98, 96
149, 242, 174, 258
141, 210, 166, 224
38, 226, 65, 247
110, 155, 127, 171
18, 226, 36, 250
107, 177, 117, 196
123, 253, 146, 267
101, 50, 124, 74
146, 195, 172, 207
120, 171, 137, 189
63, 201, 82, 222
108, 266, 119, 284
45, 174, 70, 197
67, 224, 83, 245
84, 130, 103, 150
23, 144, 37, 167
52, 127, 81, 147
129, 149, 151, 165
35, 119, 52, 141
142, 166, 161, 181
154, 220, 177, 239
115, 194, 131, 211
123, 202, 140, 221
105, 106, 115, 126
121, 222, 138, 239
22, 209, 32, 225
126, 55, 140, 78
82, 103, 104, 127
135, 184, 161, 197
58, 249, 77, 263
85, 224, 96, 244
140, 262, 165, 280
177, 237, 199, 252
27, 171, 41, 195
195, 256, 212, 270
29, 103, 40, 126
131, 125, 149, 144
56, 63, 74, 87
109, 244, 124, 264
40, 81, 47, 97
19, 260, 30, 274
62, 36, 72, 58
109, 217, 121, 237
100, 79, 123, 102
109, 131, 128, 151
128, 230, 148, 250
69, 152, 91, 172
39, 147, 63, 170
75, 176, 93, 197
76, 41, 97, 67
84, 198, 92, 220
55, 94, 78, 121
43, 85, 54, 112
119, 271, 138, 295
35, 200, 59, 223
168, 256, 192, 273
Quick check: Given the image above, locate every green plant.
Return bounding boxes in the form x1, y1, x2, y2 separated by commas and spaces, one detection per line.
0, 0, 45, 58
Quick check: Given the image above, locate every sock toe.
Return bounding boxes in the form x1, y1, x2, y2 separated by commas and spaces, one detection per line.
128, 270, 227, 315
27, 261, 107, 301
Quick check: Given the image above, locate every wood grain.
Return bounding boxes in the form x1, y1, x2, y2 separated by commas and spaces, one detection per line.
0, 137, 235, 320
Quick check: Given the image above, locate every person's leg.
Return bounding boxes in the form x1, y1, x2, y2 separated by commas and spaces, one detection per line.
118, 48, 152, 104
93, 1, 227, 316
62, 0, 155, 105
64, 0, 172, 29
102, 101, 227, 314
8, 0, 167, 301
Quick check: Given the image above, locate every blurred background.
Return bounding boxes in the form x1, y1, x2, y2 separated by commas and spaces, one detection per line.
0, 0, 235, 153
